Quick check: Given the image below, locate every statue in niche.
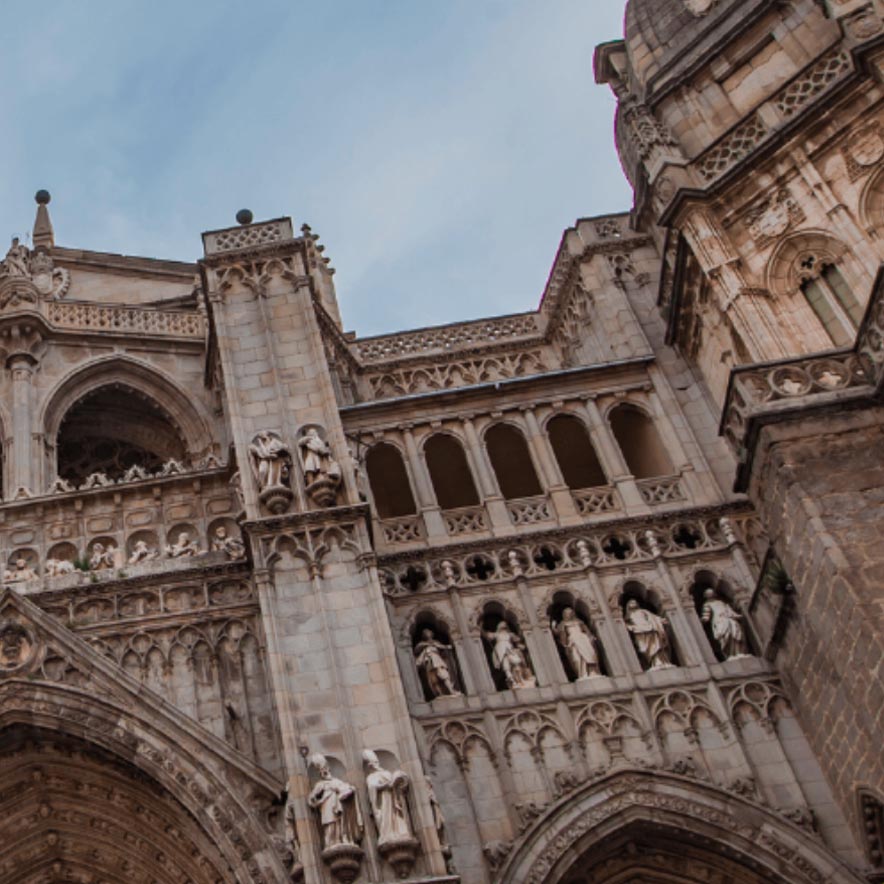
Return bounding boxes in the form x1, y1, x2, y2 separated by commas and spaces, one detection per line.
166, 531, 200, 558
224, 700, 250, 753
307, 753, 364, 851
45, 558, 75, 577
250, 431, 291, 491
4, 558, 38, 583
212, 525, 245, 560
482, 621, 537, 689
363, 750, 419, 877
624, 599, 674, 670
299, 427, 342, 507
90, 543, 117, 571
128, 540, 158, 565
426, 777, 450, 855
701, 589, 750, 659
414, 628, 461, 698
552, 607, 602, 680
1, 238, 30, 278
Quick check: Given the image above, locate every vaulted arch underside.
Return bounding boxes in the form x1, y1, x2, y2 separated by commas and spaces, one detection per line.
0, 725, 235, 884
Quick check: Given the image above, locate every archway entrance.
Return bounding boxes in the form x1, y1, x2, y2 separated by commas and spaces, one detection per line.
0, 725, 236, 883
558, 822, 785, 883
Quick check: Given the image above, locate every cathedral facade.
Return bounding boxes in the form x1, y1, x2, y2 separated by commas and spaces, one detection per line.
0, 1, 882, 882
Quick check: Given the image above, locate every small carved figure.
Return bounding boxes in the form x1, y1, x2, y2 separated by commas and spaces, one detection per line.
48, 477, 74, 494
414, 628, 461, 698
425, 777, 450, 853
212, 526, 245, 560
307, 754, 363, 850
701, 589, 750, 659
624, 599, 674, 670
45, 558, 75, 577
283, 782, 305, 881
4, 558, 38, 583
166, 531, 200, 558
249, 431, 291, 491
89, 543, 116, 571
362, 750, 414, 846
128, 540, 158, 565
552, 607, 602, 680
224, 700, 250, 753
482, 621, 537, 689
483, 840, 512, 874
299, 427, 342, 506
1, 238, 30, 278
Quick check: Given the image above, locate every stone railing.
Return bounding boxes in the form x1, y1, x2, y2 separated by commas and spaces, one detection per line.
721, 350, 871, 454
353, 313, 541, 364
506, 495, 553, 526
46, 301, 205, 339
637, 475, 686, 505
202, 218, 294, 256
378, 515, 424, 546
572, 486, 619, 517
443, 505, 488, 537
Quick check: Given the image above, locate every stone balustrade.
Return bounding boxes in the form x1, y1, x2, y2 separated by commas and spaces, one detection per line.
46, 300, 205, 339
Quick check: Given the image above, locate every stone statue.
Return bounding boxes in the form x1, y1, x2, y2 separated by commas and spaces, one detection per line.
624, 599, 674, 670
299, 427, 343, 507
363, 750, 418, 877
414, 628, 461, 698
89, 543, 116, 571
701, 589, 750, 659
482, 621, 537, 689
426, 777, 450, 854
362, 750, 413, 844
128, 540, 158, 565
212, 526, 245, 560
1, 239, 30, 278
166, 531, 200, 558
307, 754, 363, 851
552, 607, 602, 680
45, 558, 75, 577
283, 783, 304, 882
249, 431, 291, 491
4, 558, 38, 583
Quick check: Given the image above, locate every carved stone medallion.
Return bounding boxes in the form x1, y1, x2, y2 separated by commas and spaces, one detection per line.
848, 126, 884, 168
0, 620, 38, 675
755, 201, 791, 240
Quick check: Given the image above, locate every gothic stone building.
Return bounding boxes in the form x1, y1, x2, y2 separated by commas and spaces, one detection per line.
0, 1, 883, 882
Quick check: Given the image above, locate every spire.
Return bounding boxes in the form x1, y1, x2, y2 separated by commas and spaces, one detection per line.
32, 189, 54, 249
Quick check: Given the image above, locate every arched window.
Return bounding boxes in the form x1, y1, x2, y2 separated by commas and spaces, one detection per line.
365, 443, 416, 518
798, 256, 862, 347
547, 413, 607, 488
484, 423, 542, 499
609, 404, 672, 479
424, 434, 479, 510
56, 386, 188, 485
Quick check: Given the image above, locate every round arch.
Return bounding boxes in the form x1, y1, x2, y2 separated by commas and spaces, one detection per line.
498, 769, 864, 884
765, 230, 851, 297
0, 678, 288, 884
40, 354, 216, 450
39, 355, 217, 481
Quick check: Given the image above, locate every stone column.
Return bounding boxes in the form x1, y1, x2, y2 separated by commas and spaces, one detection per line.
402, 426, 447, 542
579, 396, 648, 514
8, 355, 36, 496
462, 416, 511, 533
520, 406, 580, 523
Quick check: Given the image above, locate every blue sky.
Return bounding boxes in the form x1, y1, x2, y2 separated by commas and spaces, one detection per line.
0, 1, 630, 335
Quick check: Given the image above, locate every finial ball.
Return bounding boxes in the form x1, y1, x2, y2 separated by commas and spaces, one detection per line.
35, 190, 51, 205
235, 209, 253, 226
